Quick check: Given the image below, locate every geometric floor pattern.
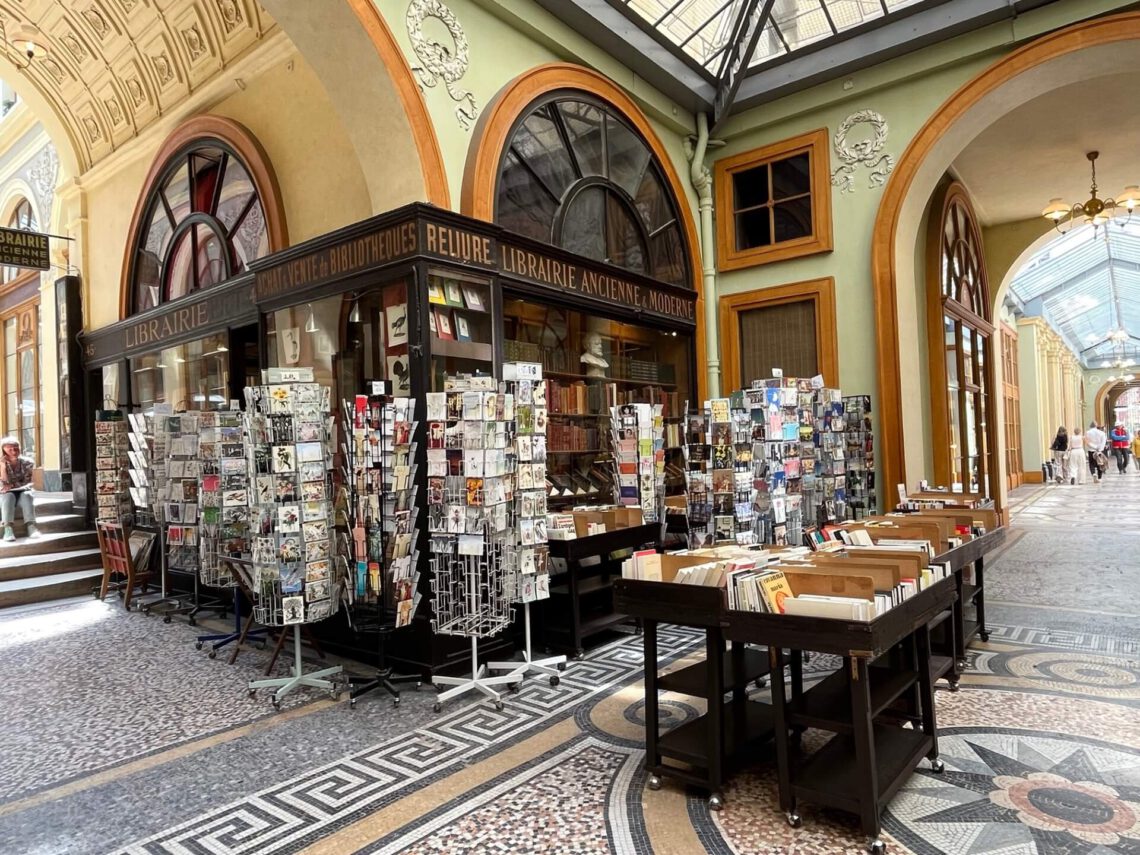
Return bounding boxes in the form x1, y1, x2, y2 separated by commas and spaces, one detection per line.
5, 470, 1140, 854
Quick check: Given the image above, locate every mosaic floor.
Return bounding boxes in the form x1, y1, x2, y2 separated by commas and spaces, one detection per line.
3, 473, 1140, 854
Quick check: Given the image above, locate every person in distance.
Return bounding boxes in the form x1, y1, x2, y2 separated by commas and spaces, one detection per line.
1068, 426, 1086, 486
1132, 429, 1140, 473
1085, 421, 1107, 484
1110, 421, 1130, 474
1048, 426, 1070, 485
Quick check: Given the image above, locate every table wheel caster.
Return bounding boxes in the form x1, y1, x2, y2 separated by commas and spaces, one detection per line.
271, 697, 281, 711
647, 775, 662, 791
207, 649, 217, 659
392, 696, 400, 707
755, 677, 767, 689
980, 631, 990, 642
349, 697, 357, 708
549, 675, 560, 687
958, 659, 968, 672
328, 689, 339, 701
188, 617, 197, 627
948, 681, 960, 693
433, 702, 442, 713
247, 689, 256, 698
163, 616, 172, 624
867, 839, 886, 854
195, 641, 203, 650
494, 700, 504, 711
708, 794, 724, 811
786, 812, 801, 828
557, 662, 567, 671
930, 758, 945, 774
509, 683, 520, 694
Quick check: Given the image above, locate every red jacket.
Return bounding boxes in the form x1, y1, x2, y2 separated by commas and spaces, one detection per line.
1111, 427, 1130, 448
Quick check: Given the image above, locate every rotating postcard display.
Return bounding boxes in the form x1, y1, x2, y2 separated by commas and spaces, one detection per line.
487, 363, 567, 686
242, 370, 343, 706
194, 410, 268, 659
426, 376, 518, 711
611, 402, 665, 523
152, 414, 202, 575
683, 396, 756, 548
341, 387, 421, 705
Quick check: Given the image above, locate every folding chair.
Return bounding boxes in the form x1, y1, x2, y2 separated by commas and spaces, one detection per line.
96, 522, 153, 610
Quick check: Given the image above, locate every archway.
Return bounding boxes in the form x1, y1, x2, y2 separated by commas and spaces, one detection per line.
872, 11, 1140, 498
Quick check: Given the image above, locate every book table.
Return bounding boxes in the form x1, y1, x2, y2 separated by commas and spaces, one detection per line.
930, 527, 1007, 689
545, 523, 662, 657
724, 577, 957, 853
614, 579, 772, 808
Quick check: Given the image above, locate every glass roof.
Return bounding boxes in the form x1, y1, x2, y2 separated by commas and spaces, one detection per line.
1009, 223, 1140, 368
608, 0, 933, 77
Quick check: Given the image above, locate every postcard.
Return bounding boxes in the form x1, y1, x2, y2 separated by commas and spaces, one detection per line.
277, 504, 301, 532
282, 596, 305, 625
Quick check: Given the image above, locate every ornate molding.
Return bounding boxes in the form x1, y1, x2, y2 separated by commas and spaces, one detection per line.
406, 0, 478, 130
830, 109, 894, 194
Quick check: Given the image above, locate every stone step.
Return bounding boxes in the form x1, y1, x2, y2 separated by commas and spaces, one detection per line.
6, 513, 90, 536
0, 568, 104, 609
0, 547, 103, 584
0, 529, 100, 563
30, 497, 75, 517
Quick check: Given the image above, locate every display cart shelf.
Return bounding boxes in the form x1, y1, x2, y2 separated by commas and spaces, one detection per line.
544, 522, 661, 657
788, 666, 918, 734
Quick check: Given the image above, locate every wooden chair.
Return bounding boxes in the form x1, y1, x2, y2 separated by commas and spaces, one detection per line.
96, 522, 153, 610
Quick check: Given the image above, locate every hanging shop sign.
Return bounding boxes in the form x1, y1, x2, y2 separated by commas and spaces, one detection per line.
249, 205, 697, 326
0, 226, 50, 271
80, 278, 257, 364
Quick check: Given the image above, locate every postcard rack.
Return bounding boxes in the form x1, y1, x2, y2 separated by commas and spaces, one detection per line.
488, 363, 566, 686
427, 379, 517, 711
613, 578, 772, 808
343, 386, 422, 707
242, 373, 344, 708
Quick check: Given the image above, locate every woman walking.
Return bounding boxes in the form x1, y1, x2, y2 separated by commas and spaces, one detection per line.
1069, 427, 1087, 485
1049, 426, 1070, 484
1132, 429, 1140, 472
1110, 422, 1130, 473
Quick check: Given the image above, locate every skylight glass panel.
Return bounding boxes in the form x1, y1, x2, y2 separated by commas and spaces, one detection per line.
624, 0, 746, 67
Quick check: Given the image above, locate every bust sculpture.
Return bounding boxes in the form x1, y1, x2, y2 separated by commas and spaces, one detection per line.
580, 331, 609, 378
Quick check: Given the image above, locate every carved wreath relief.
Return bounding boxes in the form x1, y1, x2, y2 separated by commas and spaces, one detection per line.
406, 0, 478, 130
830, 109, 894, 194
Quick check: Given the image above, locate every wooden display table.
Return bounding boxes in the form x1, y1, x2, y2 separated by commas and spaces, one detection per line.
724, 577, 957, 852
614, 579, 771, 808
545, 522, 661, 657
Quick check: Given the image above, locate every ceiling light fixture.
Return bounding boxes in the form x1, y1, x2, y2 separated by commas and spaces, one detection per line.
1042, 151, 1140, 234
304, 304, 319, 333
4, 22, 47, 69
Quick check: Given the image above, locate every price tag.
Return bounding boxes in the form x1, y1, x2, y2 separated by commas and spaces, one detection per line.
369, 380, 390, 397
504, 362, 542, 381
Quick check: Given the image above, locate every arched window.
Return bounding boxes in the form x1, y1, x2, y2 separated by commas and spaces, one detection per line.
495, 95, 690, 288
2, 198, 38, 284
130, 139, 271, 314
928, 181, 995, 497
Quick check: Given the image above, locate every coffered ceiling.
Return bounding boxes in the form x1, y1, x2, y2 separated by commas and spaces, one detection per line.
0, 0, 276, 172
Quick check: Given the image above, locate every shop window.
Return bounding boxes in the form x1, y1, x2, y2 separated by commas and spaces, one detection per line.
0, 302, 40, 464
503, 298, 692, 505
495, 96, 690, 288
927, 181, 994, 497
1001, 324, 1023, 489
129, 333, 230, 412
719, 279, 838, 391
2, 197, 38, 284
130, 137, 273, 315
714, 129, 832, 270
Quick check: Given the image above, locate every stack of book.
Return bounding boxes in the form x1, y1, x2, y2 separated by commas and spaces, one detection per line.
94, 415, 132, 523
611, 402, 665, 523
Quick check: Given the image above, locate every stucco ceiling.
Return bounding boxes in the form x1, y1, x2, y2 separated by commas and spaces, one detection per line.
0, 0, 276, 172
952, 71, 1140, 226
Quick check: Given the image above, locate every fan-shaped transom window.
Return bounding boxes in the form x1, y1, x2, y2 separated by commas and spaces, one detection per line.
495, 96, 690, 288
132, 142, 269, 314
941, 197, 986, 318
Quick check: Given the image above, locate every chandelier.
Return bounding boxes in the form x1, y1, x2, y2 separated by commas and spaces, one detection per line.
1105, 329, 1136, 382
1041, 151, 1140, 233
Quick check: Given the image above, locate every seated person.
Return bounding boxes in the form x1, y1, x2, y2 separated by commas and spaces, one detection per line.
0, 437, 39, 541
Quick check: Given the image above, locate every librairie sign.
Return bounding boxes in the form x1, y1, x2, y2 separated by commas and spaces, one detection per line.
0, 226, 49, 271
251, 211, 697, 326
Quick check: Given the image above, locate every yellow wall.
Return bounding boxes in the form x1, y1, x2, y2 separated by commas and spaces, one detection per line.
82, 50, 373, 332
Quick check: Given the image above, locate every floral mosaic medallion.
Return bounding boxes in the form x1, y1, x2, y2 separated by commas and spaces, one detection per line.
886, 728, 1140, 854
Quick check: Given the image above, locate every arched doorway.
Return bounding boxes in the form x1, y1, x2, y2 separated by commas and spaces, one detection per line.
872, 11, 1140, 501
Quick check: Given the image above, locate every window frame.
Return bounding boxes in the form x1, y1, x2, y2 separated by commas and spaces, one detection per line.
714, 129, 833, 271
719, 277, 839, 391
926, 180, 998, 499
